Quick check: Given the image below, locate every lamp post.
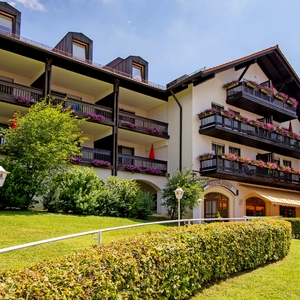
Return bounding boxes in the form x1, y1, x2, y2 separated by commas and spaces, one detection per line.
0, 166, 9, 187
197, 198, 203, 224
174, 187, 184, 226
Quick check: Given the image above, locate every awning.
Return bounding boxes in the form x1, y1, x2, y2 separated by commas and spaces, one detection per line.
241, 185, 300, 208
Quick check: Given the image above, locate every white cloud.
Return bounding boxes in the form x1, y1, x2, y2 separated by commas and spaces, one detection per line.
16, 0, 45, 11
8, 2, 16, 7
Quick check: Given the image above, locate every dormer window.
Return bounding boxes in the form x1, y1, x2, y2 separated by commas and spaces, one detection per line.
0, 11, 14, 33
132, 63, 144, 80
72, 39, 88, 60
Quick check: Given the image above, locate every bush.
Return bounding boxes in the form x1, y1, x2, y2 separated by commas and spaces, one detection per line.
0, 219, 291, 299
42, 172, 154, 219
283, 218, 300, 239
96, 176, 155, 219
42, 167, 104, 214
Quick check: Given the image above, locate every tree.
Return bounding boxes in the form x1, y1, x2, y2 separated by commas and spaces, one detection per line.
0, 99, 87, 209
162, 168, 204, 219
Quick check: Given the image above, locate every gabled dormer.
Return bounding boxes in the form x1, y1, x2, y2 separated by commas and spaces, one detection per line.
106, 55, 148, 81
54, 32, 93, 61
0, 2, 21, 36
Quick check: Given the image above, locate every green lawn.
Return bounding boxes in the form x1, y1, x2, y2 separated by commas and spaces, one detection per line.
1, 211, 299, 299
0, 210, 173, 271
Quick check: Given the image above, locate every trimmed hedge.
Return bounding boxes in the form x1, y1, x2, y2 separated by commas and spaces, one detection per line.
0, 219, 291, 299
283, 218, 300, 239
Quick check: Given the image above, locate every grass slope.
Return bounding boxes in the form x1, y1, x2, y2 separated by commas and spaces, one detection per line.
0, 210, 172, 271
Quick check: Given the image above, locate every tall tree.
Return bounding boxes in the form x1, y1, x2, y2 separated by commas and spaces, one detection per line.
0, 99, 87, 209
162, 168, 204, 219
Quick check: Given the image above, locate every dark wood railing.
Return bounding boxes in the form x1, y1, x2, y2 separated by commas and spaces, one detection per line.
200, 113, 299, 149
227, 82, 296, 112
0, 80, 44, 102
81, 147, 167, 174
118, 153, 167, 172
200, 155, 300, 187
81, 147, 112, 164
119, 111, 168, 137
225, 82, 297, 122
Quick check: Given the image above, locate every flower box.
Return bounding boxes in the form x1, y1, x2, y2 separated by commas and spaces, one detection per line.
221, 153, 238, 161
287, 97, 298, 107
246, 80, 260, 89
260, 87, 273, 95
198, 153, 214, 161
197, 108, 216, 119
222, 80, 239, 89
221, 110, 237, 118
275, 92, 288, 101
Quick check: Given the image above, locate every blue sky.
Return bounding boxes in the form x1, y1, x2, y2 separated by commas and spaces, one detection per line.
8, 0, 300, 86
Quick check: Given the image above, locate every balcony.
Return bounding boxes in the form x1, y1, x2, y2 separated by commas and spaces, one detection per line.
199, 113, 300, 159
81, 147, 167, 175
0, 80, 44, 104
200, 156, 300, 190
119, 111, 169, 139
226, 82, 297, 122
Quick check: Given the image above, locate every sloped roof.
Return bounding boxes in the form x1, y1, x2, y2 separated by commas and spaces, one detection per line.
167, 45, 300, 102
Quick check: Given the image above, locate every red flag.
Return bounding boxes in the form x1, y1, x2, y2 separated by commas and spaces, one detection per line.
149, 144, 155, 159
10, 112, 18, 129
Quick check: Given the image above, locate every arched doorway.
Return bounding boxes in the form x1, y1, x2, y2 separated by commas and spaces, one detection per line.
204, 192, 228, 218
246, 197, 265, 216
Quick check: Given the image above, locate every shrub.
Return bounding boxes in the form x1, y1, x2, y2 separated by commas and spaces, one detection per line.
42, 167, 103, 214
283, 218, 300, 239
0, 219, 291, 299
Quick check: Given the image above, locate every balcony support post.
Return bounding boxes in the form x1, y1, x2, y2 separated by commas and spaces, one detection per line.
44, 58, 52, 100
112, 79, 120, 176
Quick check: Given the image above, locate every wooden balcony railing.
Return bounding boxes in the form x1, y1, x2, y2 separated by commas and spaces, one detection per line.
118, 153, 167, 173
51, 92, 113, 122
200, 155, 300, 189
0, 81, 168, 137
0, 80, 44, 102
199, 113, 300, 158
119, 111, 168, 137
80, 147, 167, 175
226, 82, 297, 122
81, 147, 112, 164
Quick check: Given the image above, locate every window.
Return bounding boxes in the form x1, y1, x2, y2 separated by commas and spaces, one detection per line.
204, 192, 228, 218
212, 143, 224, 155
132, 63, 143, 80
0, 12, 14, 33
229, 146, 240, 156
280, 206, 295, 218
212, 103, 224, 113
118, 146, 134, 165
72, 40, 88, 60
246, 197, 265, 216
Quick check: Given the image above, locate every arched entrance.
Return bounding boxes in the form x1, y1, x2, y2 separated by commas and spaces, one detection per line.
246, 197, 265, 216
204, 192, 228, 218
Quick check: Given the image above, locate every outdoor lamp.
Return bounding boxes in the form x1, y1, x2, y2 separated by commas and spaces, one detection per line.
0, 166, 9, 187
174, 187, 184, 226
